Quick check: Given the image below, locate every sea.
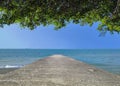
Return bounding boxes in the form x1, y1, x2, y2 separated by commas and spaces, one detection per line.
0, 49, 120, 75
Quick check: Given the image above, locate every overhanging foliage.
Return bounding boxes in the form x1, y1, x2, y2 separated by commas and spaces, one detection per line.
0, 0, 120, 32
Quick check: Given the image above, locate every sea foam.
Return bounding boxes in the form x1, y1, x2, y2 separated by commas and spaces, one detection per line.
0, 65, 24, 68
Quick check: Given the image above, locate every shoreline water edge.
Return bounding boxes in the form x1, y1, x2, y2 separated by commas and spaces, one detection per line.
0, 49, 120, 75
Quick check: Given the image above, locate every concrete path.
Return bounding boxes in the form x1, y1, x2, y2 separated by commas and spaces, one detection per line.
0, 55, 120, 86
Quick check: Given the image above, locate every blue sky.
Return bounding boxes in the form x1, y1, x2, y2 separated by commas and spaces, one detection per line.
0, 23, 120, 49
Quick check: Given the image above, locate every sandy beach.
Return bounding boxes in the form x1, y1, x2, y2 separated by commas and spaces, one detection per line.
0, 55, 120, 86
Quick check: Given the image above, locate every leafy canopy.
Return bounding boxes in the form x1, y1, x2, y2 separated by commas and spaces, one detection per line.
0, 0, 120, 32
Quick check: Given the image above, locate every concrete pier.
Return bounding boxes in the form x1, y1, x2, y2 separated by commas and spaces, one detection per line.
0, 55, 120, 86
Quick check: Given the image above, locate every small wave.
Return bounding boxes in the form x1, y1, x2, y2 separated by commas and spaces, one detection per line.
0, 65, 23, 68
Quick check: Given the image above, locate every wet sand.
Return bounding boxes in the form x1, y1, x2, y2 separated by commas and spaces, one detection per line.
0, 55, 120, 86
0, 68, 18, 74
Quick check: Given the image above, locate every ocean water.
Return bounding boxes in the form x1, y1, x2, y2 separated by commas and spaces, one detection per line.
0, 49, 120, 75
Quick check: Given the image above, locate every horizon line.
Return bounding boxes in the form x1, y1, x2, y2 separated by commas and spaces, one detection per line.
0, 48, 120, 50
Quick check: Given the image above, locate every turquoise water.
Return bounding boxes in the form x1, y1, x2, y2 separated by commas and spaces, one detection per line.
0, 49, 120, 75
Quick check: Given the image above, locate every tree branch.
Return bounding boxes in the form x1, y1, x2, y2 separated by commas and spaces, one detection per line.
113, 0, 120, 14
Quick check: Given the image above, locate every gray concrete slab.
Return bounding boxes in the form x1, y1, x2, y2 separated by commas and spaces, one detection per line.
0, 55, 120, 86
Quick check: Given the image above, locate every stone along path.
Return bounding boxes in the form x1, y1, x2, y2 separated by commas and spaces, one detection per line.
0, 55, 120, 86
